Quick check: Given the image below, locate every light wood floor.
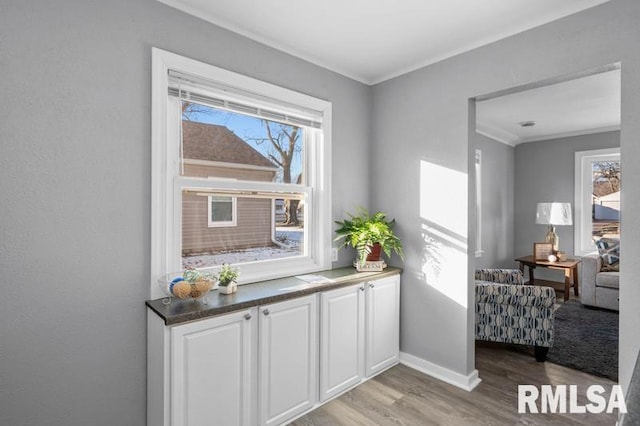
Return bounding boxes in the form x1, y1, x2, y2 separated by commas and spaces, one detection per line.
291, 343, 618, 425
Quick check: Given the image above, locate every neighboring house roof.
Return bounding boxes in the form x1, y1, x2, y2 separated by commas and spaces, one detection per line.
182, 121, 277, 169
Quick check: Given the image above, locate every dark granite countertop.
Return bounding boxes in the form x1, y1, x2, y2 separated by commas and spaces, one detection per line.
146, 266, 401, 325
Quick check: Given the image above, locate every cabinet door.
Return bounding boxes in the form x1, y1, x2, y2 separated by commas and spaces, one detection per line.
320, 283, 365, 401
171, 309, 254, 426
259, 295, 318, 426
365, 275, 400, 377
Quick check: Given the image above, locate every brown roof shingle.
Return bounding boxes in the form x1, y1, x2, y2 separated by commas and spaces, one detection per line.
182, 121, 277, 169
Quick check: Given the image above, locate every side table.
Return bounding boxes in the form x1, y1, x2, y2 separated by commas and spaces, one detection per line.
515, 255, 581, 302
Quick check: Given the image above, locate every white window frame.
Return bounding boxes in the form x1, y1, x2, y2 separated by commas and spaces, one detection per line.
207, 195, 237, 228
574, 147, 620, 256
474, 149, 483, 258
151, 48, 332, 299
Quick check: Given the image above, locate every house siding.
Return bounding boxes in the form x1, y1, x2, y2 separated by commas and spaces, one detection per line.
182, 151, 276, 255
182, 194, 273, 254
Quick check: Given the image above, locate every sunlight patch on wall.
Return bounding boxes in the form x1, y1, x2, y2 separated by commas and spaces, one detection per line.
420, 161, 468, 236
420, 160, 469, 307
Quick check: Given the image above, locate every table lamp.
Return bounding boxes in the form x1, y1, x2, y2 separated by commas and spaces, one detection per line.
536, 202, 572, 252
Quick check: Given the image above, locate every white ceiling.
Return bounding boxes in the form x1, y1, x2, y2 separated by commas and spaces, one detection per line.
156, 0, 618, 143
476, 69, 621, 145
156, 0, 611, 85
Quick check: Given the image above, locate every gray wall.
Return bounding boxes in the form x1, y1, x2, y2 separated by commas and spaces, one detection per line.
475, 133, 515, 269
3, 1, 640, 424
514, 131, 620, 281
0, 1, 370, 425
371, 0, 640, 389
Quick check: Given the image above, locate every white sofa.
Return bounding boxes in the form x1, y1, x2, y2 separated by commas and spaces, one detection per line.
581, 253, 619, 311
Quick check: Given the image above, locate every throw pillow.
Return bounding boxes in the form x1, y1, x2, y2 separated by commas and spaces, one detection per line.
595, 237, 620, 272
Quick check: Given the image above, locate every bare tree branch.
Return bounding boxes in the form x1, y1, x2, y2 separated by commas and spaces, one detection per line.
259, 120, 302, 224
269, 154, 284, 168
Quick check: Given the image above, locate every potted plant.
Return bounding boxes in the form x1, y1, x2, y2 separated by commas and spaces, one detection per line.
217, 264, 240, 295
334, 208, 404, 270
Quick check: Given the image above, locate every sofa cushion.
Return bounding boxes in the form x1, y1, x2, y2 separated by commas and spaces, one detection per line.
596, 272, 620, 289
595, 237, 620, 272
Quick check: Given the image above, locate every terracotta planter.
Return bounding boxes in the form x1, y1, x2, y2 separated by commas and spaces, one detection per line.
365, 242, 382, 261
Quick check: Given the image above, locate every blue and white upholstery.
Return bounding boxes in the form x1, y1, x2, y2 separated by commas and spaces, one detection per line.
595, 237, 620, 272
475, 268, 555, 359
475, 268, 525, 286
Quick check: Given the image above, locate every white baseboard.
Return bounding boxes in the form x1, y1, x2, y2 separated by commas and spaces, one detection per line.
399, 351, 481, 392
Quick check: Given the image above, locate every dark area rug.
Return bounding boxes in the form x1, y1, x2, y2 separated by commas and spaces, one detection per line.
546, 299, 619, 381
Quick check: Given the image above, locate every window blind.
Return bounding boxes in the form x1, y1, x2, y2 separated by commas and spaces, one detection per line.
168, 70, 322, 129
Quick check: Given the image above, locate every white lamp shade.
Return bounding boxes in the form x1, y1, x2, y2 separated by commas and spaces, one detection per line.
536, 202, 573, 226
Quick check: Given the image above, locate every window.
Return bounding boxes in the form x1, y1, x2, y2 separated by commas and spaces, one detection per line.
151, 48, 332, 298
208, 196, 236, 227
574, 148, 620, 255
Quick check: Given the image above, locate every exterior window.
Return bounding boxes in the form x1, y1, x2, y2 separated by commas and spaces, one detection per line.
574, 148, 621, 255
151, 48, 332, 297
208, 196, 236, 227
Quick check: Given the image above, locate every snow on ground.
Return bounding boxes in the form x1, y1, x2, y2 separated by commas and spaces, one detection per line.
182, 226, 304, 269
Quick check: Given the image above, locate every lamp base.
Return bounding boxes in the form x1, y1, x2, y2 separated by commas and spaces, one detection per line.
545, 225, 559, 252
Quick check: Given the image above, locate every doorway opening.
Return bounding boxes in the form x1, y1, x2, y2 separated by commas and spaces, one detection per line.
470, 64, 621, 382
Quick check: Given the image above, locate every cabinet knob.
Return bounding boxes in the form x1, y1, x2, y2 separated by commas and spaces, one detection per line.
244, 313, 252, 320
369, 283, 375, 288
263, 309, 270, 316
360, 285, 365, 291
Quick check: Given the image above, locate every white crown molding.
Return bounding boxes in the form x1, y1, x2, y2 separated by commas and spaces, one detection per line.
155, 0, 613, 86
517, 125, 621, 144
154, 0, 372, 85
477, 124, 621, 147
370, 26, 562, 86
475, 125, 518, 147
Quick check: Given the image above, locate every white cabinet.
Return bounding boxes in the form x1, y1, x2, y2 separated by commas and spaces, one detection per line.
365, 275, 400, 377
170, 309, 255, 426
147, 271, 399, 426
319, 283, 365, 401
319, 275, 400, 402
258, 295, 318, 426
